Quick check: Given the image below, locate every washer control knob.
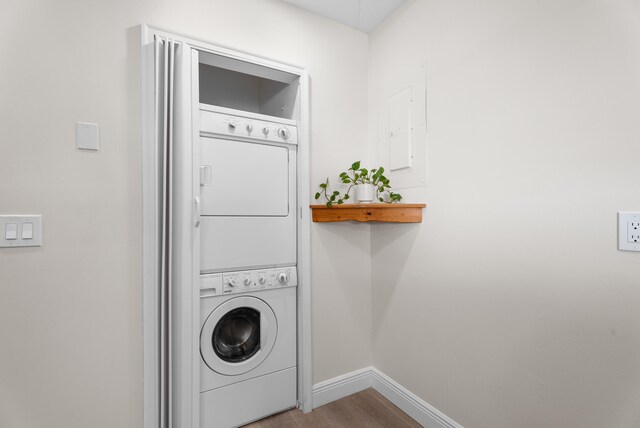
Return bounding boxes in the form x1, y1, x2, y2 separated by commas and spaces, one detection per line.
228, 123, 236, 132
262, 127, 270, 136
227, 278, 236, 287
243, 278, 251, 286
258, 275, 266, 285
277, 272, 289, 284
246, 124, 253, 133
278, 128, 290, 140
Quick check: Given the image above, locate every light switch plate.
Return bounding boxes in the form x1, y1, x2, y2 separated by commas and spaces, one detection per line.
618, 212, 640, 252
0, 215, 42, 248
76, 122, 99, 150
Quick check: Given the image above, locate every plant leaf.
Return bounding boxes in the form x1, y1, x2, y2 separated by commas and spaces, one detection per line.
352, 161, 361, 170
314, 192, 321, 199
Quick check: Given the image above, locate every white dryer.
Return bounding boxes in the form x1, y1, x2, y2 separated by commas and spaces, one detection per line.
199, 267, 297, 428
199, 105, 297, 273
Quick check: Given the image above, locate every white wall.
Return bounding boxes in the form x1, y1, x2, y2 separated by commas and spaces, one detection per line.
369, 1, 640, 427
7, 1, 636, 427
0, 1, 370, 427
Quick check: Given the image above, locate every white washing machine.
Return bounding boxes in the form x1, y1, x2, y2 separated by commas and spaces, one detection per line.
199, 105, 297, 274
199, 267, 297, 428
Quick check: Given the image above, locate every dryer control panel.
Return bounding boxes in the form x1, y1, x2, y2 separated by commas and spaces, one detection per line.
200, 266, 297, 296
199, 106, 298, 145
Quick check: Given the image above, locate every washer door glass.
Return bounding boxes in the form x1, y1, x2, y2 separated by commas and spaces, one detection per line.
213, 307, 260, 363
201, 296, 278, 376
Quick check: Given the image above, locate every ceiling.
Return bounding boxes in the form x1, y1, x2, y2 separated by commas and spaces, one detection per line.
282, 0, 407, 33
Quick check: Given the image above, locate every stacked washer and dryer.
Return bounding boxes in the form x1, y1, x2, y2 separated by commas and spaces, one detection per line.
197, 103, 299, 427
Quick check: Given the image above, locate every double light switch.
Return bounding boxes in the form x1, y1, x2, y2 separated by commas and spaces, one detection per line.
0, 215, 41, 247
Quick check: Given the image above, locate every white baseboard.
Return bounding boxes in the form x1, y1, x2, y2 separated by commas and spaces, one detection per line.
311, 367, 372, 408
370, 368, 463, 428
312, 367, 463, 428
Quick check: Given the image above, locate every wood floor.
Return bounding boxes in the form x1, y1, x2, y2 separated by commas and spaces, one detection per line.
243, 388, 422, 428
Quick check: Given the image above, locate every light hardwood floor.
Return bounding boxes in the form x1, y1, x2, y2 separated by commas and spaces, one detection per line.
243, 388, 422, 427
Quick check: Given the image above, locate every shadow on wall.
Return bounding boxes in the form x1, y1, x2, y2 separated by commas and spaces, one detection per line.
313, 222, 372, 307
370, 221, 422, 320
314, 221, 371, 275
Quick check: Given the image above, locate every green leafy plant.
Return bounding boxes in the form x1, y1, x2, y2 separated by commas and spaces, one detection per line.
387, 192, 403, 203
314, 161, 403, 207
314, 178, 349, 207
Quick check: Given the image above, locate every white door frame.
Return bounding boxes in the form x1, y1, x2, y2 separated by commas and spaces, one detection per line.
141, 24, 313, 428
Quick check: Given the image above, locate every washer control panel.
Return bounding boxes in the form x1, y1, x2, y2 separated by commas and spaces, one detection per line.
200, 266, 297, 296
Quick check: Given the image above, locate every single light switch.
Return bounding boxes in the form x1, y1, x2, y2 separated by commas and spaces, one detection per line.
76, 122, 99, 151
5, 223, 18, 240
21, 222, 33, 239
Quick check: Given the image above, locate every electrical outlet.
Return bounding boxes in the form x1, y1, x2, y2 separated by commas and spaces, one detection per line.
629, 221, 640, 243
618, 212, 640, 252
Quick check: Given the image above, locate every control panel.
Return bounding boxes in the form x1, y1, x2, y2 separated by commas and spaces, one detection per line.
199, 108, 298, 146
200, 266, 297, 296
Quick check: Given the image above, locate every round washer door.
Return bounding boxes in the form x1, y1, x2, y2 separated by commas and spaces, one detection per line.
200, 296, 277, 376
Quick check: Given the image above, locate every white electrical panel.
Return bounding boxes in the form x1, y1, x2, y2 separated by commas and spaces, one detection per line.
376, 63, 427, 190
618, 212, 640, 252
0, 215, 42, 248
388, 86, 414, 172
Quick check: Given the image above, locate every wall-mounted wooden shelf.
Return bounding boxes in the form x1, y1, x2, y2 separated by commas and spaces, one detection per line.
310, 204, 426, 223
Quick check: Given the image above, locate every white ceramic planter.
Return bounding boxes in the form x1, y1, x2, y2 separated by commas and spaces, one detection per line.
354, 184, 376, 203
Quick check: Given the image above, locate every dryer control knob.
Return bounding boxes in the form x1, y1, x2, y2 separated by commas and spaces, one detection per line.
278, 128, 290, 140
243, 278, 251, 286
258, 275, 266, 284
227, 278, 236, 287
278, 272, 289, 284
246, 124, 253, 133
262, 127, 270, 136
228, 123, 236, 132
